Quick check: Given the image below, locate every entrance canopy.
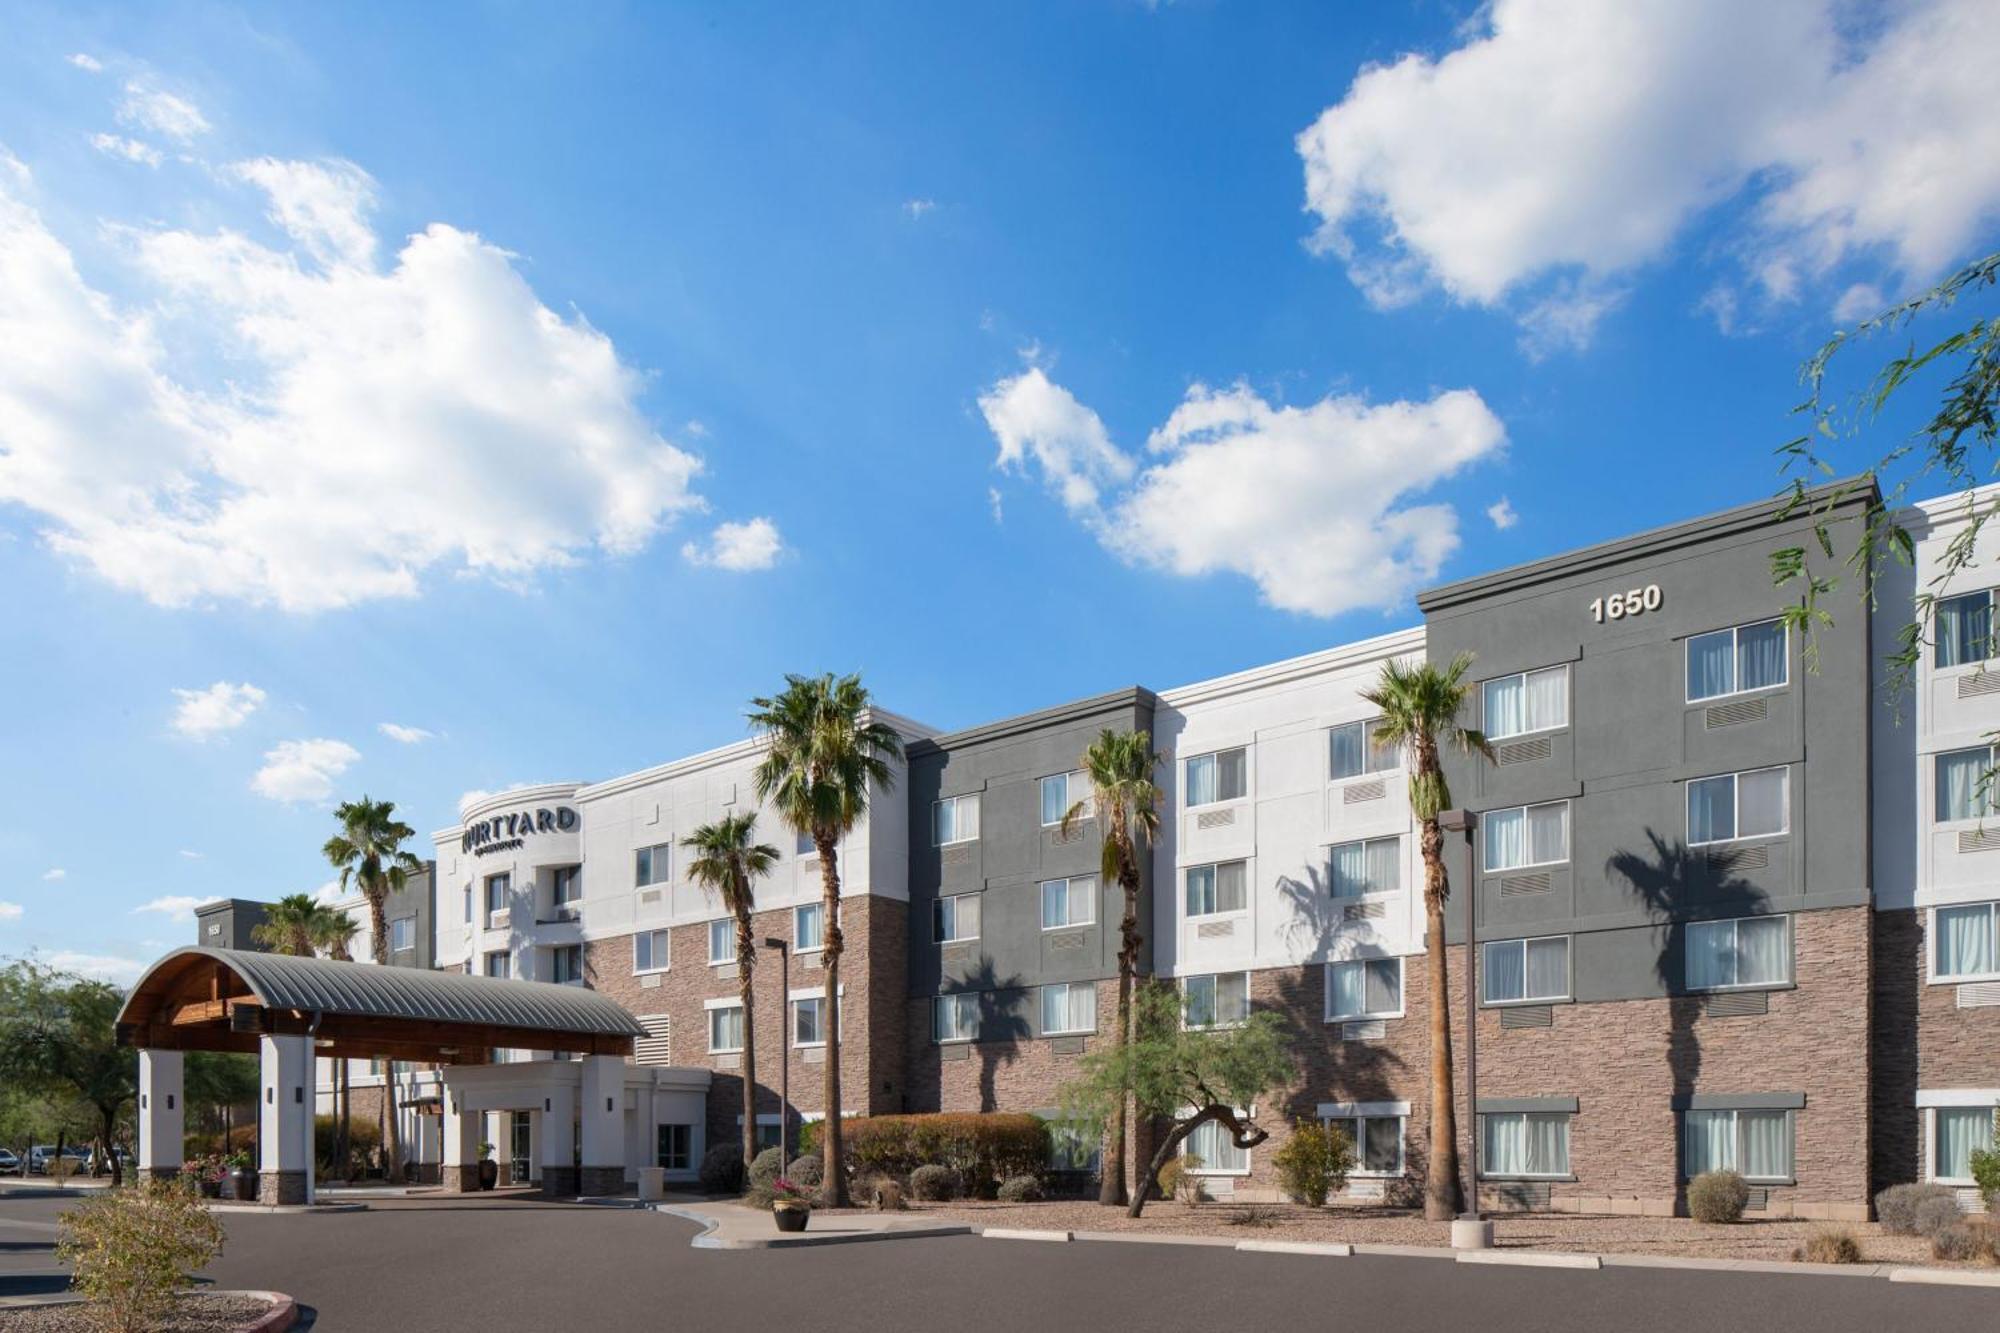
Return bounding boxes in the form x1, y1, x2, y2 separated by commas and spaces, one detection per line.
116, 947, 643, 1064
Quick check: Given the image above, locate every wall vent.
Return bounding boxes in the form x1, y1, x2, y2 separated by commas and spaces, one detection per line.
1196, 920, 1236, 940
1049, 932, 1088, 952
1343, 780, 1387, 805
942, 844, 973, 868
1049, 823, 1086, 845
803, 1047, 826, 1065
1721, 844, 1771, 871
639, 973, 662, 990
1958, 827, 2000, 854
715, 1052, 741, 1071
637, 889, 663, 907
1703, 989, 1770, 1017
1959, 671, 2000, 700
1196, 808, 1237, 830
1049, 1035, 1086, 1056
1341, 1019, 1387, 1042
1485, 1181, 1553, 1211
1499, 1004, 1553, 1029
798, 857, 820, 873
1342, 901, 1386, 922
1499, 872, 1552, 898
939, 1043, 971, 1063
801, 953, 822, 970
488, 909, 510, 930
1705, 697, 1769, 729
1958, 981, 2000, 1008
713, 963, 740, 981
1495, 736, 1553, 766
1955, 1188, 1984, 1211
634, 1015, 671, 1066
1743, 1187, 1773, 1211
941, 942, 974, 965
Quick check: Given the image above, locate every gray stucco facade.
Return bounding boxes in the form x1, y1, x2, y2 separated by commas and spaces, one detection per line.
384, 861, 438, 970
193, 897, 271, 952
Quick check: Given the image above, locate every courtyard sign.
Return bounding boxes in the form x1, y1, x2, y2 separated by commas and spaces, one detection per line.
463, 805, 578, 855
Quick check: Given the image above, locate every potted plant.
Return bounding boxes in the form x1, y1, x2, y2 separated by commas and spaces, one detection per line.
771, 1177, 813, 1232
225, 1150, 256, 1202
477, 1142, 499, 1192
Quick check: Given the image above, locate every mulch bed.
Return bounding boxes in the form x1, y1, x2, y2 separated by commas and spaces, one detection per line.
4, 1292, 277, 1332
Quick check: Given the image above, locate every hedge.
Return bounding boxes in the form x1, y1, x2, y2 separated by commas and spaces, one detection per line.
840, 1113, 1052, 1187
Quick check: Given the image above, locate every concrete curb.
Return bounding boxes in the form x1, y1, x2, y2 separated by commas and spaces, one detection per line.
1888, 1266, 2000, 1286
1603, 1254, 1891, 1277
652, 1203, 973, 1250
982, 1228, 1073, 1242
1071, 1229, 1241, 1248
205, 1202, 368, 1215
1235, 1239, 1353, 1257
234, 1289, 301, 1332
1457, 1250, 1602, 1270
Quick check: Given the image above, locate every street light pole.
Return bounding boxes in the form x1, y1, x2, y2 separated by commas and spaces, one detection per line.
762, 937, 791, 1166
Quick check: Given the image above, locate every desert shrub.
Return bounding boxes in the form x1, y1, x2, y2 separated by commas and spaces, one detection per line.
314, 1115, 382, 1176
748, 1146, 787, 1190
1272, 1119, 1353, 1208
1876, 1182, 1958, 1235
742, 1184, 775, 1211
1974, 1141, 2000, 1209
1793, 1225, 1862, 1264
997, 1174, 1045, 1203
1227, 1204, 1281, 1228
56, 1176, 225, 1333
1686, 1170, 1750, 1223
697, 1142, 744, 1195
786, 1154, 823, 1190
843, 1113, 1051, 1190
909, 1164, 960, 1201
1913, 1193, 1965, 1238
797, 1119, 821, 1159
1932, 1221, 1998, 1264
1157, 1152, 1208, 1204
865, 1176, 908, 1211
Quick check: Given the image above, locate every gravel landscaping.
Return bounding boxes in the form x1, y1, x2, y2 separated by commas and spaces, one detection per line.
2, 1292, 279, 1332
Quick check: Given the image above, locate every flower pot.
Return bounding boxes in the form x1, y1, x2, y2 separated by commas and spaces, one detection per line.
228, 1168, 257, 1202
773, 1200, 811, 1233
478, 1159, 499, 1191
199, 1177, 222, 1199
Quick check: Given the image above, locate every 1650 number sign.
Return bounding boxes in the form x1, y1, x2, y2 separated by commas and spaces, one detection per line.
1589, 583, 1662, 622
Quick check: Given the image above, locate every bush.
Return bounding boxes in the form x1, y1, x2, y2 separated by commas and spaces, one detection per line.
864, 1175, 907, 1211
1227, 1204, 1281, 1228
797, 1119, 821, 1159
1974, 1142, 2000, 1209
843, 1113, 1052, 1191
314, 1114, 382, 1178
786, 1154, 823, 1190
909, 1164, 961, 1201
1272, 1119, 1353, 1208
1913, 1193, 1965, 1238
1932, 1221, 1998, 1264
56, 1176, 225, 1333
1792, 1225, 1862, 1264
997, 1174, 1045, 1203
1876, 1182, 1958, 1235
1686, 1170, 1750, 1223
748, 1146, 786, 1190
1157, 1153, 1208, 1205
697, 1142, 744, 1195
742, 1184, 775, 1211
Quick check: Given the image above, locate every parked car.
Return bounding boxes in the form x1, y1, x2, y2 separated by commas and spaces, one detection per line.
26, 1146, 90, 1175
0, 1148, 20, 1176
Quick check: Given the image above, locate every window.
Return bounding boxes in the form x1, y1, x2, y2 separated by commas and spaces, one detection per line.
792, 996, 828, 1047
1329, 718, 1399, 780
1040, 876, 1096, 929
1482, 666, 1568, 740
553, 865, 582, 905
1686, 916, 1789, 990
483, 950, 510, 979
796, 830, 816, 857
1683, 1109, 1793, 1182
794, 903, 824, 953
1327, 958, 1403, 1020
1483, 802, 1569, 871
934, 893, 981, 943
1325, 1114, 1405, 1175
635, 843, 671, 888
1934, 1106, 1998, 1183
462, 885, 472, 923
484, 873, 510, 924
1936, 747, 1998, 823
656, 1124, 692, 1172
550, 944, 583, 984
389, 916, 415, 953
707, 1004, 744, 1053
933, 794, 980, 846
1687, 768, 1789, 844
933, 992, 978, 1043
1186, 748, 1248, 806
1184, 973, 1251, 1029
1041, 981, 1096, 1035
1330, 836, 1400, 898
708, 920, 736, 964
1048, 1119, 1101, 1173
1184, 1116, 1250, 1174
1480, 1112, 1570, 1178
1935, 902, 2000, 979
634, 928, 670, 974
1482, 936, 1569, 1004
1686, 619, 1788, 702
1937, 590, 1995, 668
1185, 860, 1247, 917
1041, 770, 1093, 826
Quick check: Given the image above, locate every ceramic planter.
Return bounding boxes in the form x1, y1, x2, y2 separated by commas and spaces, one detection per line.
773, 1199, 811, 1232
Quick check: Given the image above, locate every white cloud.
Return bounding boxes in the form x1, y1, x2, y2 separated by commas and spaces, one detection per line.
41, 867, 65, 881
90, 133, 160, 167
1487, 497, 1518, 531
903, 198, 937, 220
250, 737, 359, 803
118, 80, 209, 142
378, 722, 436, 744
0, 146, 707, 611
133, 894, 210, 923
45, 950, 145, 985
680, 517, 784, 571
178, 848, 203, 859
68, 53, 104, 73
987, 486, 1004, 525
1832, 282, 1886, 325
1298, 0, 2000, 343
171, 681, 265, 740
978, 367, 1136, 517
0, 901, 21, 921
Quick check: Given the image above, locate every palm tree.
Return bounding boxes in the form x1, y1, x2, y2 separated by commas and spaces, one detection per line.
311, 903, 359, 1179
749, 673, 903, 1207
250, 894, 324, 957
1060, 728, 1162, 1207
1362, 653, 1494, 1221
684, 813, 781, 1174
324, 796, 424, 1184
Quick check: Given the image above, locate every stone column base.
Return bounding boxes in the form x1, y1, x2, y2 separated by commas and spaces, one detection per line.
579, 1166, 626, 1197
539, 1166, 579, 1199
258, 1170, 307, 1206
441, 1164, 481, 1193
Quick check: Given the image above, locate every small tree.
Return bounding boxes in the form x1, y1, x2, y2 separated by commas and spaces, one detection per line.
57, 1175, 224, 1333
1272, 1118, 1354, 1208
0, 960, 136, 1187
1970, 1122, 2000, 1208
1059, 981, 1296, 1218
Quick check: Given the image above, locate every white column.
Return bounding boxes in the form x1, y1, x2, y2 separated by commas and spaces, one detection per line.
539, 1083, 574, 1183
137, 1050, 184, 1178
442, 1090, 482, 1192
257, 1033, 315, 1205
579, 1055, 623, 1194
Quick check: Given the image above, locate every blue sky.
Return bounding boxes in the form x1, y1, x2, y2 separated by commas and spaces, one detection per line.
3, 1, 1997, 981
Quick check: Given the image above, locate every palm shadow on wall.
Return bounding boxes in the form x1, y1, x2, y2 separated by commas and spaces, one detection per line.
941, 957, 1033, 1114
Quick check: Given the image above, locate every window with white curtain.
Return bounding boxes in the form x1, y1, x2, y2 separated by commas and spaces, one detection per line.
1933, 1106, 1997, 1183
933, 794, 981, 845
1935, 747, 1999, 823
1482, 666, 1569, 740
1329, 836, 1400, 898
633, 928, 670, 974
708, 919, 736, 964
634, 844, 671, 887
390, 917, 416, 952
934, 893, 981, 943
1041, 770, 1093, 826
1040, 876, 1096, 929
1480, 1112, 1570, 1178
1329, 718, 1400, 780
485, 873, 511, 923
792, 995, 832, 1047
1183, 973, 1250, 1028
707, 1004, 744, 1053
1482, 936, 1569, 1003
553, 864, 583, 905
1685, 916, 1790, 990
1936, 590, 1996, 669
1186, 748, 1248, 806
1483, 801, 1570, 871
1041, 981, 1096, 1035
1327, 958, 1403, 1020
1185, 860, 1248, 916
1683, 1108, 1793, 1181
1687, 768, 1789, 845
794, 903, 824, 952
1685, 620, 1789, 702
933, 992, 978, 1044
1325, 1114, 1405, 1175
1935, 902, 2000, 980
1184, 1115, 1251, 1173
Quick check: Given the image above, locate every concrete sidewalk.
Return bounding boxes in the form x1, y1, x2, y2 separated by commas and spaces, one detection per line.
654, 1198, 972, 1249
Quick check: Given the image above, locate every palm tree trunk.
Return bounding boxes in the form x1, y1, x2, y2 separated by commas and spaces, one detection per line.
1422, 815, 1462, 1220
815, 836, 850, 1207
736, 915, 759, 1174
1101, 836, 1140, 1207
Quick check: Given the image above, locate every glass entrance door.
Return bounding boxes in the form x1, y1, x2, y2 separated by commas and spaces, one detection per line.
509, 1110, 531, 1186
